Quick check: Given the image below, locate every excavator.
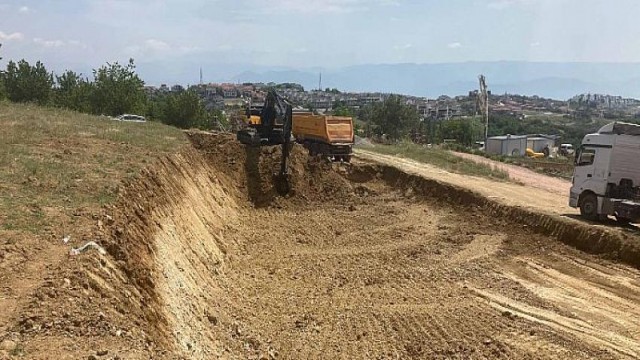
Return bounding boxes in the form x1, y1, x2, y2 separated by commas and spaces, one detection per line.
236, 89, 293, 194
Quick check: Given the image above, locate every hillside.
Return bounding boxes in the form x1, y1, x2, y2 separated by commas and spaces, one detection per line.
227, 61, 640, 99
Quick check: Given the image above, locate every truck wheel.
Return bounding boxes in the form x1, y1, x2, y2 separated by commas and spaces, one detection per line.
579, 193, 599, 221
343, 155, 352, 163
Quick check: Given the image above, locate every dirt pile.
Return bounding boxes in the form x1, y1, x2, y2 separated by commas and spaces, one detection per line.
187, 131, 353, 208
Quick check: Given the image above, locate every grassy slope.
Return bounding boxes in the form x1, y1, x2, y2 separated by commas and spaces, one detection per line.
0, 102, 188, 233
0, 102, 189, 358
358, 142, 510, 181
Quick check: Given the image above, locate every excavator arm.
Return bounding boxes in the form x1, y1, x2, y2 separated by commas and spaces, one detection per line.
237, 89, 293, 193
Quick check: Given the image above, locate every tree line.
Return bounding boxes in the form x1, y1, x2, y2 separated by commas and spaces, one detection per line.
0, 48, 224, 130
4, 46, 586, 146
350, 96, 486, 146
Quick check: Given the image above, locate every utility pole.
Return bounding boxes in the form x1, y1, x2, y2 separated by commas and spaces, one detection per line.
199, 67, 203, 85
318, 72, 322, 92
478, 75, 489, 144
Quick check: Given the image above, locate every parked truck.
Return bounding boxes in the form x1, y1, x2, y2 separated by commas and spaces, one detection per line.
292, 114, 354, 162
569, 122, 640, 223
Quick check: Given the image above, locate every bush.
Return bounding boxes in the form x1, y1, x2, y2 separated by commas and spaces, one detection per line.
3, 60, 53, 105
364, 96, 420, 140
54, 70, 93, 113
90, 59, 146, 116
150, 90, 227, 130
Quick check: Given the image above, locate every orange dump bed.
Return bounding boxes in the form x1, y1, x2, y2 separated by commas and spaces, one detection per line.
292, 115, 354, 144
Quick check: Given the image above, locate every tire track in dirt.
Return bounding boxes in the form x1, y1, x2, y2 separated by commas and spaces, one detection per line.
472, 287, 639, 359
351, 154, 640, 268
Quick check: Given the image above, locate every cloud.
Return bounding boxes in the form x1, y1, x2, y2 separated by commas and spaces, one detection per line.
125, 39, 200, 58
32, 38, 86, 48
268, 0, 399, 14
487, 0, 531, 10
486, 0, 552, 10
394, 43, 413, 50
0, 31, 24, 41
530, 41, 540, 47
33, 37, 65, 48
18, 6, 29, 13
447, 42, 462, 49
144, 39, 171, 51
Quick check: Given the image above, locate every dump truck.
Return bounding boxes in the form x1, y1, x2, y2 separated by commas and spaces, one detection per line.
292, 114, 354, 162
570, 121, 640, 223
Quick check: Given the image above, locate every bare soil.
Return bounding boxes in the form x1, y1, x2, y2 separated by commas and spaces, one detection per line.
451, 151, 571, 196
2, 132, 640, 359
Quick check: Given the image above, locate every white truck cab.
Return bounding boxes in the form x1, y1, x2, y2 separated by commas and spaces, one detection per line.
570, 122, 640, 223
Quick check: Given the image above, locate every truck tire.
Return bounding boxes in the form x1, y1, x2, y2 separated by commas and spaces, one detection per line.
579, 193, 599, 221
343, 155, 352, 163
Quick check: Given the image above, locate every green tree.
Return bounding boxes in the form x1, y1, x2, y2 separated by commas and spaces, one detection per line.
275, 83, 304, 92
54, 70, 93, 112
90, 59, 145, 116
440, 117, 484, 146
145, 93, 167, 121
162, 90, 210, 129
332, 105, 354, 117
3, 59, 53, 104
366, 96, 420, 140
332, 100, 356, 117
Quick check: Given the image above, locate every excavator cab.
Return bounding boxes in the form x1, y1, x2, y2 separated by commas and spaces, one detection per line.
246, 105, 262, 125
237, 89, 292, 147
237, 89, 293, 194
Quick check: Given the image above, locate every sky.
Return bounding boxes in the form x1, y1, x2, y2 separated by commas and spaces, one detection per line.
1, 0, 639, 83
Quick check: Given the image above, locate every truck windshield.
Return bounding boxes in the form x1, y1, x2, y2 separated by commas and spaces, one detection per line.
576, 148, 596, 166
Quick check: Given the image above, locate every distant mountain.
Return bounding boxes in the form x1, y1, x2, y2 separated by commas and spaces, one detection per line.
230, 62, 640, 100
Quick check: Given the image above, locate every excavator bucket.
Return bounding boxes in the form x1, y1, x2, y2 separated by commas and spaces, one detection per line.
237, 128, 262, 146
273, 172, 291, 195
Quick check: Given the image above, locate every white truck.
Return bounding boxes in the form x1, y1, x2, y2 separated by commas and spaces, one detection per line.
570, 122, 640, 223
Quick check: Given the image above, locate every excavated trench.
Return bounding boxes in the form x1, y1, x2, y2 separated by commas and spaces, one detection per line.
105, 132, 640, 359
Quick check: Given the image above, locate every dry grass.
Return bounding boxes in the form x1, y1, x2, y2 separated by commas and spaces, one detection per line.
0, 101, 188, 233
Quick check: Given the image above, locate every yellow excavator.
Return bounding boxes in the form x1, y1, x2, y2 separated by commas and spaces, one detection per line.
236, 89, 293, 193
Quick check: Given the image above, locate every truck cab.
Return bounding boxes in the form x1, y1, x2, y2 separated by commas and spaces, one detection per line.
570, 122, 640, 223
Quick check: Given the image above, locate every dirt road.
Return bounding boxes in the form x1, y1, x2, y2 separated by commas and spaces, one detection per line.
451, 151, 572, 196
356, 149, 576, 216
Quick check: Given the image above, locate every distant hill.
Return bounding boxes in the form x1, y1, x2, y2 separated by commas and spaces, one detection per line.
229, 62, 640, 100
